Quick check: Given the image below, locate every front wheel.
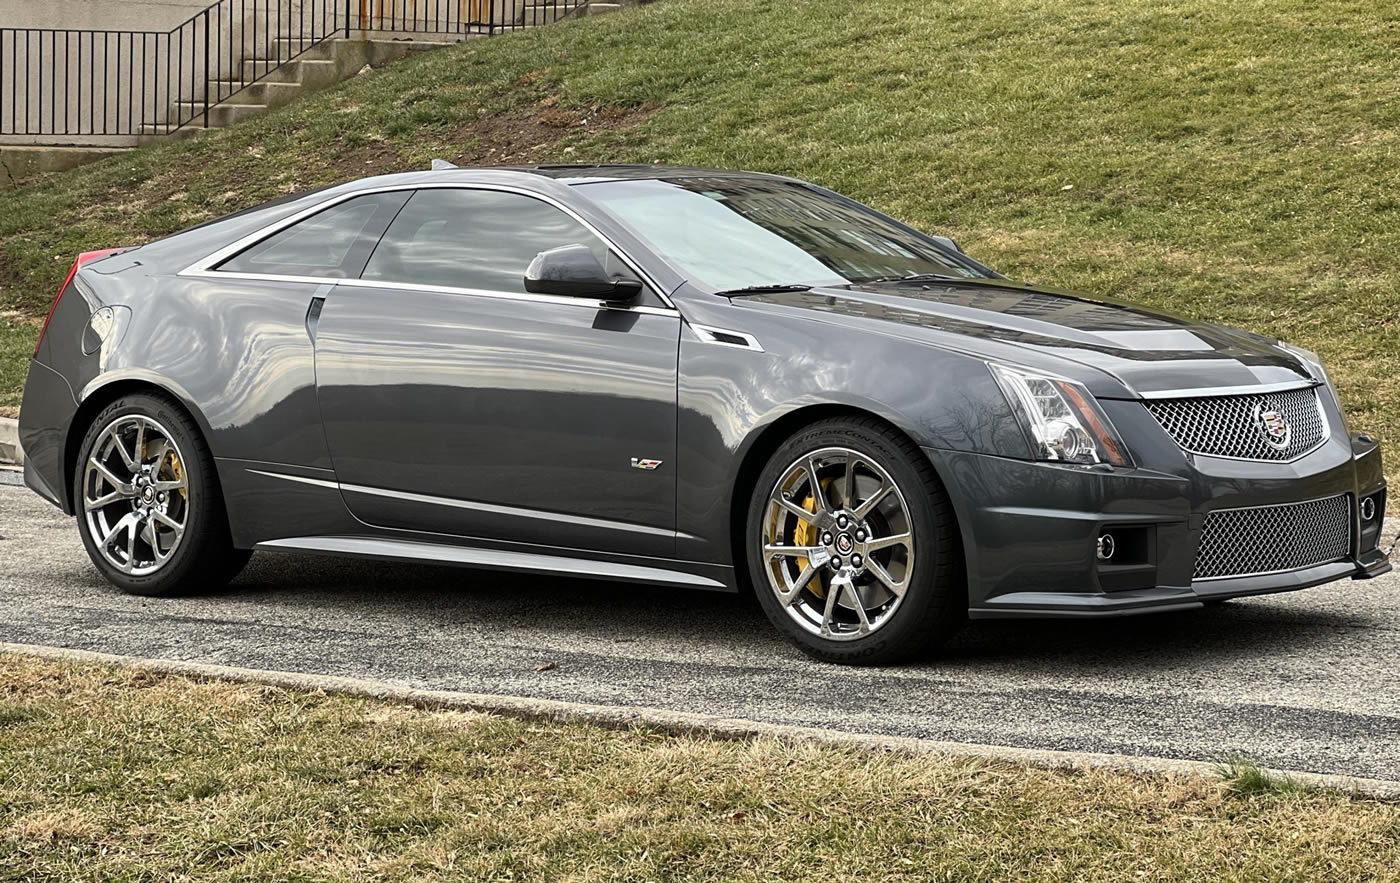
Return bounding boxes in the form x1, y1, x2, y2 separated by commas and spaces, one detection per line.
745, 417, 963, 665
74, 393, 250, 596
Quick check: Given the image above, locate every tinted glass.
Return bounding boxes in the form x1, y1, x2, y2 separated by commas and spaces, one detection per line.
362, 188, 612, 293
217, 191, 409, 278
580, 177, 989, 291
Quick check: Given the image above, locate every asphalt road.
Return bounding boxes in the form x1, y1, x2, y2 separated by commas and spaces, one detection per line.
2, 481, 1398, 781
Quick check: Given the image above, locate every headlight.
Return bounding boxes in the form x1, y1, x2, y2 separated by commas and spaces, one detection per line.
989, 364, 1131, 467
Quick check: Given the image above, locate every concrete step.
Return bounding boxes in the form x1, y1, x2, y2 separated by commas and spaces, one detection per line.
208, 80, 303, 109
0, 144, 134, 190
171, 102, 268, 128
248, 38, 339, 63
587, 2, 622, 14
0, 417, 22, 466
240, 57, 338, 88
136, 124, 211, 145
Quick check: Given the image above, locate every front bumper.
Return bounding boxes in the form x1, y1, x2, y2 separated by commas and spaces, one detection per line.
928, 427, 1389, 619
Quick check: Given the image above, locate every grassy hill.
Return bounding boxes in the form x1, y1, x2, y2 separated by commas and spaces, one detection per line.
3, 0, 1398, 452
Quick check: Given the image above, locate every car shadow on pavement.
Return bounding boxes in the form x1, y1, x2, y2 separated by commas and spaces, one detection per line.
218, 551, 1378, 669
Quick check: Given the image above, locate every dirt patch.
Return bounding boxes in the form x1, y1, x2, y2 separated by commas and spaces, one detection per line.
323, 95, 663, 181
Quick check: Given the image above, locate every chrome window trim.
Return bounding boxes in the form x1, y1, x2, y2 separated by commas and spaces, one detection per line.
179, 181, 678, 312
1137, 379, 1317, 400
198, 269, 676, 315
687, 323, 765, 352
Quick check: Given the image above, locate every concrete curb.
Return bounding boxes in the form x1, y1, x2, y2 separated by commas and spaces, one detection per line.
4, 640, 1398, 800
0, 417, 20, 466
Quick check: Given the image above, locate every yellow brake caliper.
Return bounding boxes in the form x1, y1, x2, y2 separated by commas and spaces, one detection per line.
142, 440, 187, 501
166, 450, 186, 500
791, 483, 830, 600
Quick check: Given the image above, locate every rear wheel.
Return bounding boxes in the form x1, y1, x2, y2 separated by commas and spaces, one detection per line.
746, 417, 963, 665
74, 393, 249, 596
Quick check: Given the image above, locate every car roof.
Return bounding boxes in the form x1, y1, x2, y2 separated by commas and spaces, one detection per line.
501, 164, 793, 183
325, 165, 796, 195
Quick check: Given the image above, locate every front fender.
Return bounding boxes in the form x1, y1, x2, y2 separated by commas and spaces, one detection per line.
675, 299, 1030, 565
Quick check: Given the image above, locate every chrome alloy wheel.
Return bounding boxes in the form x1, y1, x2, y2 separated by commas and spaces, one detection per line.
82, 414, 190, 576
761, 447, 915, 640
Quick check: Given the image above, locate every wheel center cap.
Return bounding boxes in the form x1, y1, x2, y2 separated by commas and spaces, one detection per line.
835, 533, 854, 554
141, 486, 155, 503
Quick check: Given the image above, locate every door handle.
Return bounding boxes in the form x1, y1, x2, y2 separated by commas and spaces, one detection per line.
305, 296, 325, 343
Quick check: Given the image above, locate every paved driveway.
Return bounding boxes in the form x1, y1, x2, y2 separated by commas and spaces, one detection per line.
2, 483, 1397, 780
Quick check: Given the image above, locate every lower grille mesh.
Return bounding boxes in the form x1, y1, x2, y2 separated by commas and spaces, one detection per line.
1195, 495, 1352, 580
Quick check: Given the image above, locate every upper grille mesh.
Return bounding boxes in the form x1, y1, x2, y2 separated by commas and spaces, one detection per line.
1145, 387, 1327, 461
1195, 494, 1352, 580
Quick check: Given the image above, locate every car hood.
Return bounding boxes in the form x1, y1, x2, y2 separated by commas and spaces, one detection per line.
741, 281, 1316, 399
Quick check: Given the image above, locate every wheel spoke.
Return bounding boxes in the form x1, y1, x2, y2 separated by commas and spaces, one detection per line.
846, 581, 873, 635
775, 496, 821, 524
863, 531, 912, 553
852, 482, 891, 521
819, 573, 845, 635
866, 557, 908, 598
108, 422, 139, 471
841, 457, 858, 509
152, 478, 186, 492
144, 438, 171, 470
89, 458, 133, 496
780, 564, 818, 607
84, 490, 125, 511
123, 516, 138, 572
153, 509, 185, 537
150, 513, 181, 562
100, 510, 137, 549
764, 543, 823, 561
132, 420, 147, 469
801, 456, 828, 518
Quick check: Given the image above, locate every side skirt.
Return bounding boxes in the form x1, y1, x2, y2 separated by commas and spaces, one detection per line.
254, 535, 735, 592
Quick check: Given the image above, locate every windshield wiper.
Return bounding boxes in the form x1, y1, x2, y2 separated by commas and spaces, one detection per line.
864, 273, 966, 284
716, 283, 815, 295
862, 273, 1007, 286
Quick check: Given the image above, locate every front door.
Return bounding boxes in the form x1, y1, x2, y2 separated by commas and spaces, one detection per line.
312, 186, 681, 558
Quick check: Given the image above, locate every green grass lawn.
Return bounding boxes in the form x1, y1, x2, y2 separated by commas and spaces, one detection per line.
2, 0, 1398, 449
3, 654, 1399, 882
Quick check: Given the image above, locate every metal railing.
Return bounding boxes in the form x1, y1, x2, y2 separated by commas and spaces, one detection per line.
0, 0, 588, 139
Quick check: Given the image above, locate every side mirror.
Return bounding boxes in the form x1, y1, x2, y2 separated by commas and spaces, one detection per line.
524, 244, 643, 300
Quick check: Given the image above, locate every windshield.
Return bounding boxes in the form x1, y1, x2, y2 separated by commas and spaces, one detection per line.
579, 177, 990, 291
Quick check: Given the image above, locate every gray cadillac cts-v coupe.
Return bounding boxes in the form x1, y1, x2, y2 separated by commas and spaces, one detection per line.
18, 164, 1391, 664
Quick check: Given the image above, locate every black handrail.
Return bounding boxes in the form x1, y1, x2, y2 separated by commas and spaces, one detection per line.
0, 0, 588, 139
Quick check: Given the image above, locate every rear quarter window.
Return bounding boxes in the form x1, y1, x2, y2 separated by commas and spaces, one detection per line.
215, 191, 409, 279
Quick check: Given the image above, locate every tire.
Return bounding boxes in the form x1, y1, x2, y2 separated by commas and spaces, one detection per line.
73, 392, 250, 596
745, 416, 963, 665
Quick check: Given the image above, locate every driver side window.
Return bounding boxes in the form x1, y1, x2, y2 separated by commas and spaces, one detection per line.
361, 188, 630, 294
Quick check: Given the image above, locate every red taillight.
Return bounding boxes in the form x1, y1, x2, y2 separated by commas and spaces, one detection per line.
34, 248, 124, 358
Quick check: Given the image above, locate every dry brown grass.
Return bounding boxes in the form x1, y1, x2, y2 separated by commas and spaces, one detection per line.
2, 653, 1398, 882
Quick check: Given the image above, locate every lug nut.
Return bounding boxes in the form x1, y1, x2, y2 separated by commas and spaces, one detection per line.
852, 554, 863, 568
831, 556, 843, 570
822, 532, 833, 545
837, 514, 849, 529
855, 530, 866, 542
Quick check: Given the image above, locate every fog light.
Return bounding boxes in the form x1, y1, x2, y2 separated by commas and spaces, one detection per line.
1361, 496, 1377, 521
1096, 533, 1116, 561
